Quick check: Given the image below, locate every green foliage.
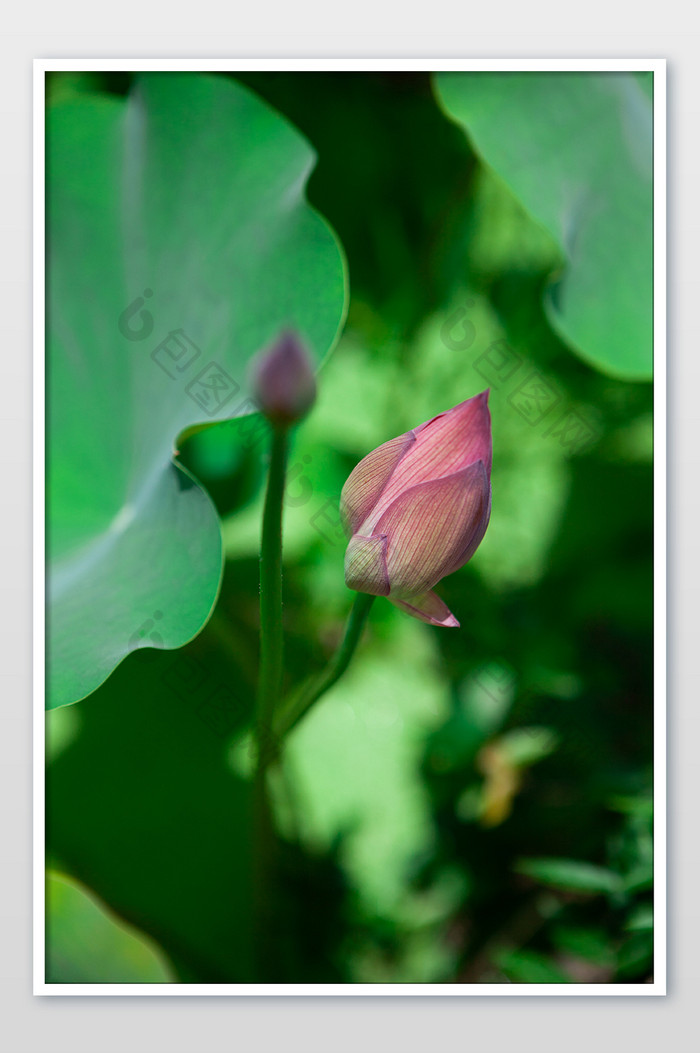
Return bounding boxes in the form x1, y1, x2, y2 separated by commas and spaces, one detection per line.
46, 871, 173, 983
515, 858, 624, 895
494, 948, 572, 984
46, 71, 654, 985
47, 73, 347, 708
47, 637, 353, 982
435, 71, 653, 379
46, 647, 257, 981
280, 618, 449, 916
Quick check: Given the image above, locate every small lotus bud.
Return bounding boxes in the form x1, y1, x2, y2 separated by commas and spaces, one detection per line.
251, 330, 317, 428
340, 391, 492, 628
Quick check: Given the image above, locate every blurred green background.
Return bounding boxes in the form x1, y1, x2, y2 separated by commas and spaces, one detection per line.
46, 71, 653, 984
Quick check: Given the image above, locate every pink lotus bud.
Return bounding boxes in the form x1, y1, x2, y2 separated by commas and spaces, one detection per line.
251, 329, 317, 427
340, 391, 492, 628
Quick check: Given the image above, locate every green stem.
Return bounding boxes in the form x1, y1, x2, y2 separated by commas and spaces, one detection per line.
256, 426, 289, 755
274, 591, 375, 742
253, 424, 289, 981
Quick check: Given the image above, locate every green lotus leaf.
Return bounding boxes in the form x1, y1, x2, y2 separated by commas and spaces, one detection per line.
47, 73, 347, 708
435, 71, 653, 379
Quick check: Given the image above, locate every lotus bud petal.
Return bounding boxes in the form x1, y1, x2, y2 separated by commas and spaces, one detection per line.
251, 329, 317, 428
389, 591, 460, 628
344, 534, 390, 596
340, 391, 492, 628
340, 433, 416, 537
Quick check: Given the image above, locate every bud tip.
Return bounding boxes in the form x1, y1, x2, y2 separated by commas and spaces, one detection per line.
251, 329, 317, 428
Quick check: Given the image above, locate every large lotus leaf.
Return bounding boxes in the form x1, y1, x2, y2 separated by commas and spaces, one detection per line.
434, 72, 653, 380
47, 73, 347, 708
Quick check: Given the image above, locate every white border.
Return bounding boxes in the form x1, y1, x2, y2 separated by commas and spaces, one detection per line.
33, 57, 666, 997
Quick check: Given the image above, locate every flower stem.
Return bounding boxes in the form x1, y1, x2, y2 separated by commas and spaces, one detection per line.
256, 426, 289, 751
253, 424, 289, 981
273, 591, 375, 743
